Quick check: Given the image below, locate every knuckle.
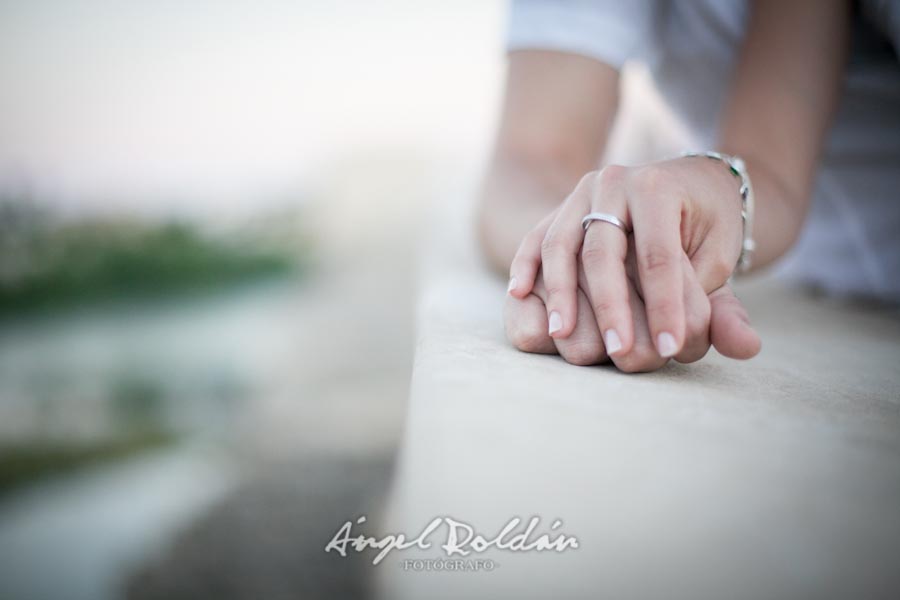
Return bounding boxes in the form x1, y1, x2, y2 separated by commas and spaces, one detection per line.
543, 284, 568, 299
645, 299, 678, 323
596, 164, 627, 188
639, 242, 675, 273
686, 301, 711, 339
509, 259, 530, 278
509, 252, 532, 270
580, 244, 611, 267
685, 314, 710, 342
715, 291, 751, 323
675, 337, 710, 363
514, 260, 540, 282
614, 358, 643, 374
616, 349, 668, 373
629, 164, 668, 195
708, 257, 734, 285
675, 344, 710, 364
591, 298, 617, 318
540, 232, 567, 257
539, 237, 555, 255
575, 170, 599, 191
508, 321, 549, 353
520, 229, 544, 252
561, 341, 605, 366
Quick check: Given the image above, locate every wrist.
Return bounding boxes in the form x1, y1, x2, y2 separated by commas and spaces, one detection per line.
477, 157, 584, 274
682, 150, 756, 274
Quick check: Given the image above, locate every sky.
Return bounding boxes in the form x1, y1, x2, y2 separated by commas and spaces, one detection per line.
0, 0, 506, 216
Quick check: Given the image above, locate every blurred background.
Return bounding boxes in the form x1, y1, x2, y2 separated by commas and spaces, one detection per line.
0, 1, 685, 598
0, 1, 504, 598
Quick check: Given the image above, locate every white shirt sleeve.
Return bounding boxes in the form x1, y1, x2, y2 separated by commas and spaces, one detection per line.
506, 0, 658, 70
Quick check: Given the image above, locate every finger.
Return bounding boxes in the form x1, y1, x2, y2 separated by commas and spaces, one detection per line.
540, 175, 593, 339
606, 275, 667, 373
629, 170, 686, 357
690, 239, 740, 294
689, 204, 743, 294
507, 209, 557, 298
709, 285, 762, 359
624, 238, 642, 297
554, 286, 608, 366
533, 272, 607, 366
581, 169, 633, 357
504, 291, 558, 355
674, 257, 712, 364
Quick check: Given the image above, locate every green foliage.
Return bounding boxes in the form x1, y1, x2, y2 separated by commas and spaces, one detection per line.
109, 372, 167, 433
0, 431, 177, 495
0, 198, 299, 314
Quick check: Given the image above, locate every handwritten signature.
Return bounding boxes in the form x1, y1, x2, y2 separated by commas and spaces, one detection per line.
325, 516, 579, 565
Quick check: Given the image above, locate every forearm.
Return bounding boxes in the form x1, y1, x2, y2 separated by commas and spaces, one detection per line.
719, 0, 849, 271
731, 154, 809, 270
477, 51, 620, 274
477, 154, 591, 274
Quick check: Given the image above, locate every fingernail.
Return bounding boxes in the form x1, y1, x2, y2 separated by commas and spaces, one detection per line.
604, 329, 623, 355
548, 311, 562, 335
657, 332, 677, 357
507, 276, 518, 293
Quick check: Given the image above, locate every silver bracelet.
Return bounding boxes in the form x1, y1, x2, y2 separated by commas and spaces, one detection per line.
682, 150, 756, 274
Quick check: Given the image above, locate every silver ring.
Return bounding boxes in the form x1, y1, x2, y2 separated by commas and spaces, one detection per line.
582, 212, 629, 233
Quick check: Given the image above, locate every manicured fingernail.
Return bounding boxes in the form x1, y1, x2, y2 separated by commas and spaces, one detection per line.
604, 329, 623, 355
657, 332, 677, 357
548, 311, 562, 335
507, 276, 518, 293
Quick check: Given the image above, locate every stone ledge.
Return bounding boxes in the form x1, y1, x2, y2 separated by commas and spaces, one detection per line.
378, 196, 900, 600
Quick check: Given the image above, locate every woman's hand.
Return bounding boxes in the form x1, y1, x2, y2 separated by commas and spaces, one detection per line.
507, 157, 753, 360
505, 259, 669, 372
505, 250, 760, 371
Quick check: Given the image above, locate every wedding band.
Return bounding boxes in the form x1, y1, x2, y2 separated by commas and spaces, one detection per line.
582, 212, 629, 233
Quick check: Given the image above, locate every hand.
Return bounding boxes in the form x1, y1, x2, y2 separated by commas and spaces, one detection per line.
505, 253, 760, 372
507, 158, 754, 359
505, 261, 665, 371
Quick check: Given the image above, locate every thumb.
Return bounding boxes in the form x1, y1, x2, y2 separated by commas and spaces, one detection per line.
709, 285, 762, 360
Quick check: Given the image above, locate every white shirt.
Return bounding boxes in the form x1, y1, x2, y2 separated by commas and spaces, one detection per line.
508, 0, 900, 303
